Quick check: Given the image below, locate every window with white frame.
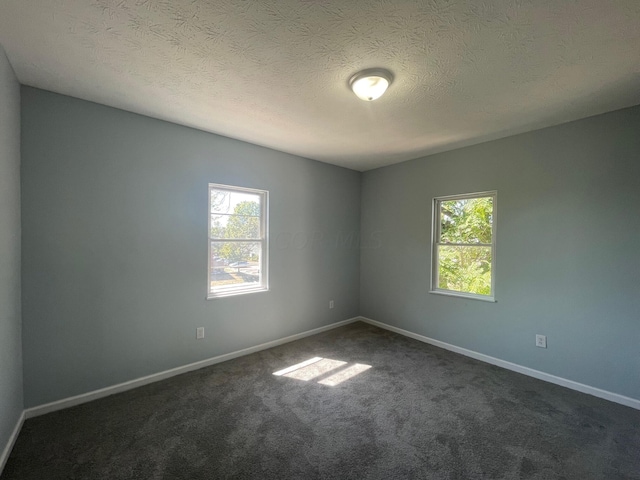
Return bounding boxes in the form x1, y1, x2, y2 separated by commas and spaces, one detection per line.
208, 184, 268, 298
431, 191, 496, 301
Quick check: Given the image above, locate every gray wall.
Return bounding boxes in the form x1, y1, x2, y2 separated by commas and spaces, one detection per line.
21, 87, 361, 407
17, 84, 640, 409
0, 46, 23, 455
360, 106, 640, 401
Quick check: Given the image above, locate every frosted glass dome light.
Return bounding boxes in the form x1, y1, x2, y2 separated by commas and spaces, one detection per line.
349, 69, 393, 101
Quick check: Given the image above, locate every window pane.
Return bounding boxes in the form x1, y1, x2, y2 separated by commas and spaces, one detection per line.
437, 245, 492, 295
210, 241, 262, 291
211, 189, 261, 215
210, 215, 227, 239
210, 213, 260, 240
440, 197, 493, 244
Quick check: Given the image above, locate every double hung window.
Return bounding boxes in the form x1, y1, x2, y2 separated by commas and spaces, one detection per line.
431, 192, 496, 301
208, 184, 268, 298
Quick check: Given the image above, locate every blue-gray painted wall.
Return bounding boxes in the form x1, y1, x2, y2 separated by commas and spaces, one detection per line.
20, 87, 361, 407
0, 46, 23, 456
360, 105, 640, 400
16, 86, 640, 410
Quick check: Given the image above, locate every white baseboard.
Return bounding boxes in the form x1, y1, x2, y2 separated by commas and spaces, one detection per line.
359, 316, 640, 410
0, 411, 25, 475
25, 317, 360, 419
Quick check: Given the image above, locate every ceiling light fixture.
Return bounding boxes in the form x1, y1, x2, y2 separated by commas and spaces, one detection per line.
349, 68, 393, 101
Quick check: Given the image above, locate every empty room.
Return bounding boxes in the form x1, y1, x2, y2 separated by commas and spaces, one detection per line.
1, 1, 639, 479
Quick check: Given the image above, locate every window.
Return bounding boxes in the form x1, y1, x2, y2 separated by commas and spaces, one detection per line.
431, 191, 496, 301
208, 183, 268, 298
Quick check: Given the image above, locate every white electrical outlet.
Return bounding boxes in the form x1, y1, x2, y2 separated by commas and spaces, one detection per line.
535, 334, 547, 348
329, 300, 334, 309
197, 327, 205, 339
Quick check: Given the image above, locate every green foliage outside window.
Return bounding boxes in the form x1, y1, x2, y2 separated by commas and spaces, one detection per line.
211, 200, 261, 263
437, 196, 493, 296
221, 201, 260, 262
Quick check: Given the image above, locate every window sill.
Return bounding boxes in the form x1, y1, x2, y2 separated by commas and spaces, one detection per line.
429, 289, 496, 303
207, 286, 269, 299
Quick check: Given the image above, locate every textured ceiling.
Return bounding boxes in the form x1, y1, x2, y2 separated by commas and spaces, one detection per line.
1, 1, 640, 171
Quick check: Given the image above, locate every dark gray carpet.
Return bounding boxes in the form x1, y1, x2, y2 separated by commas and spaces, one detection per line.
3, 322, 639, 479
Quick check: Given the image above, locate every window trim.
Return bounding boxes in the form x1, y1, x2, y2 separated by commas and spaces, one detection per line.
430, 190, 497, 302
207, 183, 269, 299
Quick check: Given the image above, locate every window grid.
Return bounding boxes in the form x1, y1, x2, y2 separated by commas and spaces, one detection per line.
208, 183, 269, 299
431, 191, 497, 302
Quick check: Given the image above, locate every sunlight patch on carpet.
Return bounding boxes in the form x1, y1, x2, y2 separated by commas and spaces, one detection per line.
318, 363, 372, 386
273, 357, 371, 386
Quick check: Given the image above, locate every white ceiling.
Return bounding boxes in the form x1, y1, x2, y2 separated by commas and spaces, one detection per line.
1, 1, 639, 171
